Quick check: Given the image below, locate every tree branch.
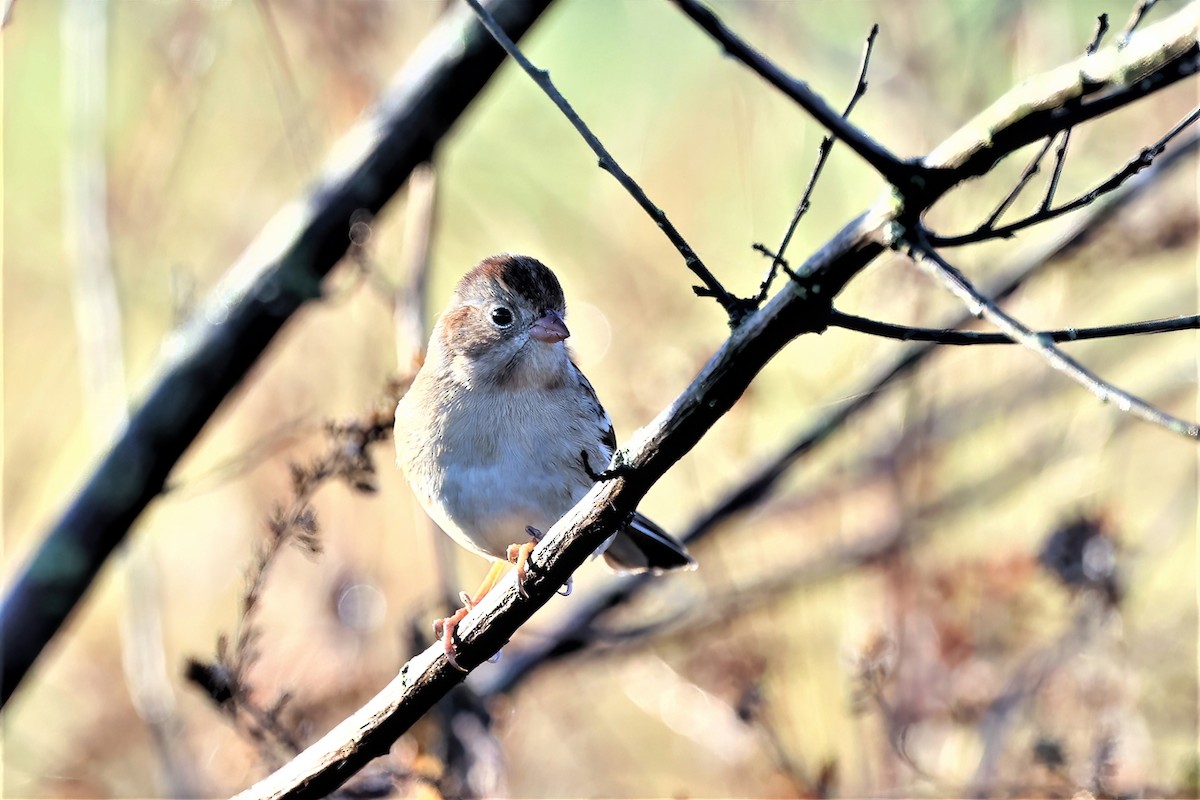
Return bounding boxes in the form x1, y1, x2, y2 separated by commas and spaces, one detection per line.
1119, 0, 1160, 47
472, 132, 1199, 699
669, 0, 917, 189
0, 0, 556, 709
828, 309, 1199, 345
920, 2, 1200, 189
1038, 15, 1111, 212
185, 6, 1200, 795
464, 0, 748, 323
904, 238, 1199, 439
754, 23, 879, 305
931, 104, 1200, 246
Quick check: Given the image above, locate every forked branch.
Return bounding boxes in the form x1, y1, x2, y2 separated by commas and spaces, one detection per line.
670, 0, 918, 189
464, 0, 749, 322
932, 105, 1200, 246
904, 238, 1199, 439
754, 23, 880, 305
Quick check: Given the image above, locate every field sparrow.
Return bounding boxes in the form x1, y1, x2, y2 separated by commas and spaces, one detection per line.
395, 254, 694, 669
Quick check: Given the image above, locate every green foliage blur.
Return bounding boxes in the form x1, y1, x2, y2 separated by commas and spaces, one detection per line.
3, 0, 1196, 797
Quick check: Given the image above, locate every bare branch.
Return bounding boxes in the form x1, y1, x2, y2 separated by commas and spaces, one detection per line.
755, 23, 879, 304
1039, 15, 1111, 212
905, 239, 1199, 440
828, 309, 1199, 346
931, 104, 1200, 246
670, 0, 916, 188
1088, 13, 1113, 54
921, 3, 1200, 188
230, 17, 1200, 792
465, 0, 748, 322
1119, 0, 1160, 48
1046, 13, 1104, 214
0, 0, 556, 709
473, 134, 1199, 699
983, 136, 1057, 229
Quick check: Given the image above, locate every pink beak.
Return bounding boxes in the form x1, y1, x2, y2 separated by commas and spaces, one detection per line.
530, 309, 570, 343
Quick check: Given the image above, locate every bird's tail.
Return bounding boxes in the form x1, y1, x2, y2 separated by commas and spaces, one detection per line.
603, 512, 696, 573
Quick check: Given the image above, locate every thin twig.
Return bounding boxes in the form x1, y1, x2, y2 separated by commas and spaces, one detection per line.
983, 136, 1056, 229
670, 0, 916, 189
1039, 16, 1109, 212
754, 23, 879, 305
828, 310, 1199, 345
1039, 130, 1072, 212
1118, 0, 1159, 48
1088, 13, 1112, 54
931, 105, 1200, 247
906, 238, 1199, 439
465, 0, 747, 322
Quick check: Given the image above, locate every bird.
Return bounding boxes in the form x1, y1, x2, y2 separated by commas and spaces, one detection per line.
394, 253, 694, 670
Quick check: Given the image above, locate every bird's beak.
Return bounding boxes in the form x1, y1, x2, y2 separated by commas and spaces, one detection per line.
530, 309, 570, 343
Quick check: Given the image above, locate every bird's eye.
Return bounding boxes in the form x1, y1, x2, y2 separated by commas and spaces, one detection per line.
490, 306, 514, 328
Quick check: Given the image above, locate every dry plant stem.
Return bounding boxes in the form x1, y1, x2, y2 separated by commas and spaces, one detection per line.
755, 23, 879, 304
463, 0, 745, 321
906, 240, 1200, 439
669, 0, 914, 188
65, 5, 197, 790
828, 310, 1200, 345
237, 12, 1200, 795
0, 0, 555, 709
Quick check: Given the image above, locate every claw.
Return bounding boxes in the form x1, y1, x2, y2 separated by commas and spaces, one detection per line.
557, 576, 573, 597
507, 527, 544, 599
434, 606, 471, 673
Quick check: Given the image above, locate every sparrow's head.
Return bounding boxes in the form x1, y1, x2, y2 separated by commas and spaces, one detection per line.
434, 254, 572, 387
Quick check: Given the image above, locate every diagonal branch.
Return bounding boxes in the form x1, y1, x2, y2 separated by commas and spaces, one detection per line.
464, 0, 748, 322
905, 238, 1199, 439
828, 310, 1200, 345
0, 0, 556, 710
230, 210, 885, 800
669, 0, 917, 189
473, 133, 1200, 698
231, 15, 1200, 796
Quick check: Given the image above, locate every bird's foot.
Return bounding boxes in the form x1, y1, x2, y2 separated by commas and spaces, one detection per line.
432, 604, 472, 673
506, 526, 543, 599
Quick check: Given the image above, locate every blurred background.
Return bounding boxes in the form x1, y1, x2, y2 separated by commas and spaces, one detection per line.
3, 0, 1197, 797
